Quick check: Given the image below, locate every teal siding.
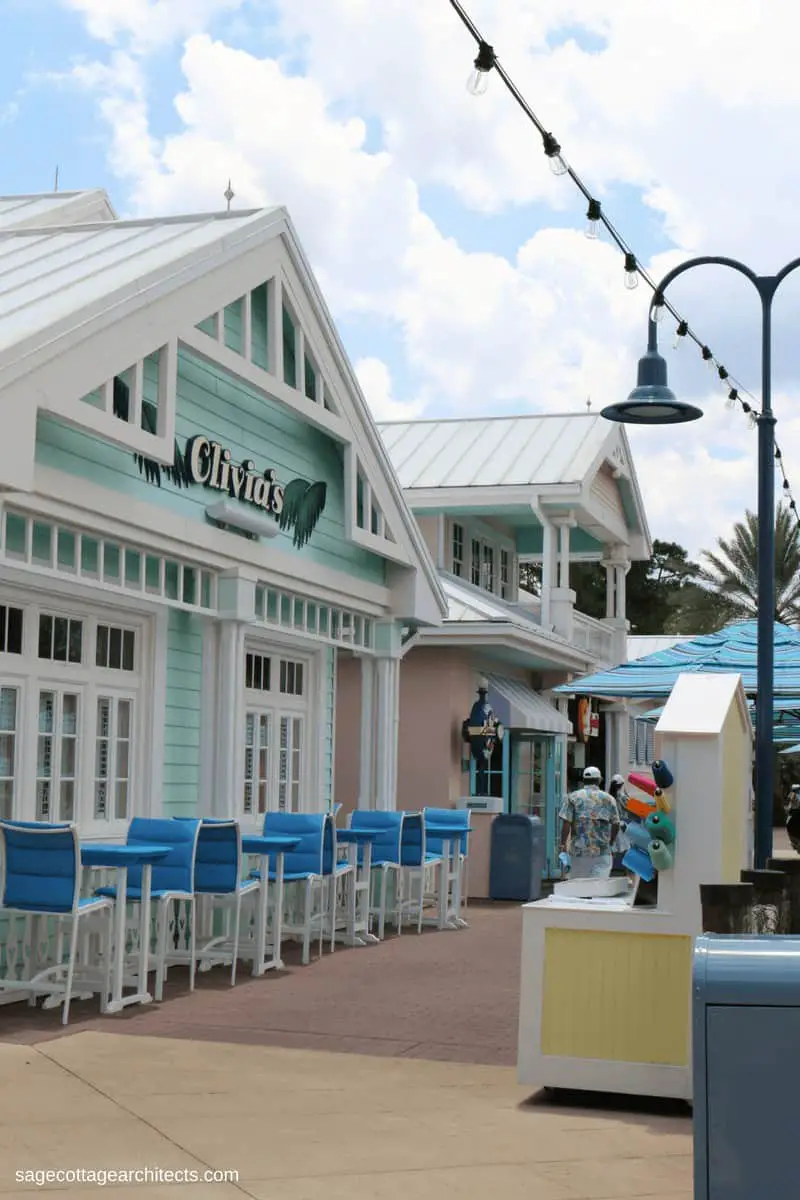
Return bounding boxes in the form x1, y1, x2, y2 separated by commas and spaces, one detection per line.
34, 348, 386, 585
323, 647, 336, 809
163, 610, 203, 816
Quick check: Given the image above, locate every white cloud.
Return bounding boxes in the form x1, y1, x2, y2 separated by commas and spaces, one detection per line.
354, 358, 423, 423
55, 0, 800, 556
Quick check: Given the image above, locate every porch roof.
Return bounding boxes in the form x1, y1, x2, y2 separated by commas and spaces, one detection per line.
487, 674, 571, 735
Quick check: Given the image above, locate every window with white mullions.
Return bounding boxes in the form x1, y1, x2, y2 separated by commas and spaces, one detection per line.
278, 714, 303, 812
452, 523, 464, 577
0, 686, 19, 819
38, 614, 83, 664
0, 605, 23, 655
36, 689, 80, 822
243, 710, 272, 816
94, 696, 134, 822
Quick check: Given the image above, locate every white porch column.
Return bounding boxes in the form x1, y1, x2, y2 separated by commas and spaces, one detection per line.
372, 621, 403, 811
215, 620, 243, 816
603, 560, 615, 619
540, 519, 556, 628
358, 656, 376, 808
615, 562, 629, 622
374, 657, 400, 811
557, 522, 571, 590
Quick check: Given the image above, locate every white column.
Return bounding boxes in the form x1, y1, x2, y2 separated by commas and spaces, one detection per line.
215, 620, 241, 817
615, 562, 629, 621
558, 523, 571, 590
374, 656, 400, 811
604, 561, 615, 619
359, 656, 376, 808
541, 520, 556, 627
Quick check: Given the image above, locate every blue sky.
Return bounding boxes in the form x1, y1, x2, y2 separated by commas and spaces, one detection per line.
1, 0, 798, 554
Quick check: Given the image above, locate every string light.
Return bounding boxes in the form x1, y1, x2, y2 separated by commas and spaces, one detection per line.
466, 40, 495, 95
673, 320, 689, 349
585, 198, 602, 239
447, 0, 800, 530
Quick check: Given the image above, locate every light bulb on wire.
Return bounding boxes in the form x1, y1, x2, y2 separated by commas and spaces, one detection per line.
701, 345, 714, 370
585, 198, 601, 239
726, 388, 739, 410
466, 40, 495, 96
673, 320, 688, 349
623, 252, 638, 290
652, 293, 665, 323
542, 131, 568, 176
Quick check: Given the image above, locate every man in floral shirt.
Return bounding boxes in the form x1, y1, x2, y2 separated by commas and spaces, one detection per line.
559, 766, 620, 880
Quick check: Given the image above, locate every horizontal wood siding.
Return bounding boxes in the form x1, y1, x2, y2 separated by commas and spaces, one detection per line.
163, 609, 203, 817
34, 348, 385, 585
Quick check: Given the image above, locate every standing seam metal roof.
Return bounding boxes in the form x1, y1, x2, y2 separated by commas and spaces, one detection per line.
377, 414, 614, 489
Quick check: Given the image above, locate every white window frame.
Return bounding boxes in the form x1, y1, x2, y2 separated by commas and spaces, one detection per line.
451, 522, 465, 578
452, 519, 516, 599
0, 583, 153, 836
236, 632, 320, 824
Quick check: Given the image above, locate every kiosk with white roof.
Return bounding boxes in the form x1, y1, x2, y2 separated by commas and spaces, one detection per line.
517, 672, 753, 1100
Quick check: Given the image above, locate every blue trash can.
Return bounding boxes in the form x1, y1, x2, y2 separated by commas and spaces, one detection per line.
693, 933, 800, 1199
489, 814, 545, 902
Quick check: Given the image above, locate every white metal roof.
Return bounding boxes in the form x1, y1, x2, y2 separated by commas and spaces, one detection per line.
487, 674, 571, 735
0, 208, 279, 364
0, 190, 116, 231
627, 635, 694, 662
443, 574, 543, 626
378, 414, 617, 489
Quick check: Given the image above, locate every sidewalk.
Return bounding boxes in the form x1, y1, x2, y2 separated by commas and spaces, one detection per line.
0, 1030, 692, 1199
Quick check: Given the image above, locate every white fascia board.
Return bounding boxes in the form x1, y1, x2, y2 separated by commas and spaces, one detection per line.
401, 485, 542, 511
418, 621, 593, 671
25, 465, 394, 615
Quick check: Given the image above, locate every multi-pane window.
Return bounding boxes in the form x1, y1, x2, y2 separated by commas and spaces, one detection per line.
471, 538, 482, 587
482, 544, 495, 593
628, 718, 654, 766
38, 614, 82, 664
279, 660, 304, 696
94, 697, 133, 821
0, 686, 18, 819
243, 711, 271, 815
245, 653, 271, 691
0, 605, 23, 655
452, 523, 464, 577
278, 716, 303, 812
500, 550, 510, 600
36, 690, 79, 822
96, 625, 135, 671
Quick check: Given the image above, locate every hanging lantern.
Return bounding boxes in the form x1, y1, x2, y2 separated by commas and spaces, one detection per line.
461, 679, 504, 796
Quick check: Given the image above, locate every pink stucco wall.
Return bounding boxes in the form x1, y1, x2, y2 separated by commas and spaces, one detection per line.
395, 648, 475, 811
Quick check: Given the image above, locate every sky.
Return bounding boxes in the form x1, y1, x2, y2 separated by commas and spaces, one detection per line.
2, 0, 800, 557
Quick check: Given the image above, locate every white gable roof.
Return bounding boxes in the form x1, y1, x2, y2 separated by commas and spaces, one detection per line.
379, 413, 622, 489
0, 190, 117, 231
0, 199, 446, 625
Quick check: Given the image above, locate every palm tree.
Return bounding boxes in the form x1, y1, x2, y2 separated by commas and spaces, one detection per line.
687, 505, 800, 627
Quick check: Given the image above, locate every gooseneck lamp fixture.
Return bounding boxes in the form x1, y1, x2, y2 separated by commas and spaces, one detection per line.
602, 253, 800, 869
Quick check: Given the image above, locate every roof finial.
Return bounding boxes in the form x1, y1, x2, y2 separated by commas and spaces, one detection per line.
224, 179, 234, 212
586, 396, 592, 411
54, 165, 59, 193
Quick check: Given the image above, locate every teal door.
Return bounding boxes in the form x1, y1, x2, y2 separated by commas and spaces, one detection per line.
510, 732, 556, 876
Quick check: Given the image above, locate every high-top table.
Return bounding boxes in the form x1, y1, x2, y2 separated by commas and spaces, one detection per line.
81, 842, 171, 1011
241, 834, 301, 973
335, 828, 380, 945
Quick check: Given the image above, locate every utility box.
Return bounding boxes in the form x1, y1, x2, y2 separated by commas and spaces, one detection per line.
489, 814, 545, 902
693, 934, 800, 1199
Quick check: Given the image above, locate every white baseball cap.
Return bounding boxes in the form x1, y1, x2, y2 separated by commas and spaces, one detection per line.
583, 766, 602, 782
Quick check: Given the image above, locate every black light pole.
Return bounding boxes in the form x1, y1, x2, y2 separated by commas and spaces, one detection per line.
602, 254, 800, 870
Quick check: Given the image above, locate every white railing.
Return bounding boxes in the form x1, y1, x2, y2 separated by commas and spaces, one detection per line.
572, 611, 616, 665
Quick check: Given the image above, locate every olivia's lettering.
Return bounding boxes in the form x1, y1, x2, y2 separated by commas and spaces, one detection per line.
183, 436, 307, 528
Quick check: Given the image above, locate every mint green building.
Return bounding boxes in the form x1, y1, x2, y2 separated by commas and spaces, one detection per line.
0, 189, 446, 834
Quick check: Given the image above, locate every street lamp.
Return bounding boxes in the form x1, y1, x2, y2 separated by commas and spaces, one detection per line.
602, 254, 800, 870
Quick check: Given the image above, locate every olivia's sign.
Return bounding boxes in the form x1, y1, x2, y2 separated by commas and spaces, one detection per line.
186, 436, 285, 515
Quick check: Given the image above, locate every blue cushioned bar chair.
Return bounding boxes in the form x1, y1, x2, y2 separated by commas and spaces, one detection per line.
254, 813, 350, 964
388, 811, 432, 933
176, 818, 259, 987
423, 807, 470, 925
96, 817, 200, 1001
0, 821, 113, 1025
347, 810, 404, 940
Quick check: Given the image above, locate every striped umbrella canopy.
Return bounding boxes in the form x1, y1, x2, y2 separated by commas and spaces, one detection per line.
780, 744, 800, 756
554, 620, 800, 699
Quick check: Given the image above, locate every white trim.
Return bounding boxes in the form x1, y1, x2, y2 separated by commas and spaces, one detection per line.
199, 619, 217, 817
148, 608, 168, 819
419, 622, 594, 672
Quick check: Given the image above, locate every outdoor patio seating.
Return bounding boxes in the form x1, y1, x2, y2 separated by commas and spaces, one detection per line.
423, 807, 470, 922
0, 820, 113, 1025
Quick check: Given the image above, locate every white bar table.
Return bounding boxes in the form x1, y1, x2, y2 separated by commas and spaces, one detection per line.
81, 842, 170, 1011
242, 833, 300, 974
336, 828, 380, 945
424, 823, 471, 930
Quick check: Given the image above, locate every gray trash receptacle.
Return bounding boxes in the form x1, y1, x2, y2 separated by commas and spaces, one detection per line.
693, 934, 800, 1199
489, 814, 545, 901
